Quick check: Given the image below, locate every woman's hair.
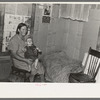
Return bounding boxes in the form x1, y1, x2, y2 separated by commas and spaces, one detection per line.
16, 23, 28, 35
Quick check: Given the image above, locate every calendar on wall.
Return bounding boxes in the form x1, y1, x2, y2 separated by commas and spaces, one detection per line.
2, 13, 31, 52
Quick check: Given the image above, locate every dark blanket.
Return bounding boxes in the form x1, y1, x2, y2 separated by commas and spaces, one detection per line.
42, 51, 83, 82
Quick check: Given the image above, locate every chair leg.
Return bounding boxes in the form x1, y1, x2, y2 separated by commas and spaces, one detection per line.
24, 73, 31, 82
40, 74, 45, 82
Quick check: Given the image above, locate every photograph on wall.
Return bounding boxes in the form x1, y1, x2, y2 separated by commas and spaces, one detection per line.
43, 4, 52, 16
42, 4, 52, 23
42, 16, 50, 23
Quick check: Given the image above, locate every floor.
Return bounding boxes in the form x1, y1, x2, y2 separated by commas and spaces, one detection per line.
0, 73, 50, 82
0, 59, 50, 82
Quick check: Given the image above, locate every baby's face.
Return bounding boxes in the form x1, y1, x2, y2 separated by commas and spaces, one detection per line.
27, 38, 32, 46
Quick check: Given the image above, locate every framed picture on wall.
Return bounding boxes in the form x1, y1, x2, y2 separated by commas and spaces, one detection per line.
43, 4, 52, 16
42, 4, 52, 23
42, 16, 50, 23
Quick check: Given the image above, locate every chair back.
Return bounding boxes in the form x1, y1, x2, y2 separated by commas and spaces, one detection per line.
83, 47, 100, 79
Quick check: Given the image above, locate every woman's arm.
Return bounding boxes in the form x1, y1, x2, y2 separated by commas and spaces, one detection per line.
11, 50, 32, 65
8, 38, 32, 65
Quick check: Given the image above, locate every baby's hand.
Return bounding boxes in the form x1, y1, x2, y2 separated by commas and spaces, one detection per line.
28, 65, 31, 72
36, 48, 41, 52
35, 65, 37, 69
35, 62, 38, 69
36, 48, 42, 54
32, 63, 37, 69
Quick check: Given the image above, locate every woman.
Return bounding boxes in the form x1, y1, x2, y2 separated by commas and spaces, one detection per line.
8, 23, 44, 82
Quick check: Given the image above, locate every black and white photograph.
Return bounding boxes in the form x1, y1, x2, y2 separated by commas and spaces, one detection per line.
0, 2, 100, 84
43, 4, 52, 16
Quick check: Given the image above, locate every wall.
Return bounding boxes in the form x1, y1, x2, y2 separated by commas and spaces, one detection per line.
5, 4, 32, 15
55, 4, 100, 61
79, 9, 100, 60
33, 4, 66, 55
65, 20, 83, 60
33, 4, 48, 54
33, 4, 84, 60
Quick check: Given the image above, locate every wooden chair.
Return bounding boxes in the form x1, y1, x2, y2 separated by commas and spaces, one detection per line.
69, 47, 100, 83
11, 65, 31, 82
9, 51, 31, 82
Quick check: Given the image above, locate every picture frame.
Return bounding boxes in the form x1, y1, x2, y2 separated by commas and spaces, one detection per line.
43, 4, 52, 16
42, 4, 52, 23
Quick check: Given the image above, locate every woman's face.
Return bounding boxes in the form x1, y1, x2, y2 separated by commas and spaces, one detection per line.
19, 26, 27, 36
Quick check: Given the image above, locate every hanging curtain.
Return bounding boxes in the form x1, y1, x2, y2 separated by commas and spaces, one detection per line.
59, 4, 91, 22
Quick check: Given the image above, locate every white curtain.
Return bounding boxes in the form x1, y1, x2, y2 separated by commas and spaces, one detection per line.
59, 4, 91, 22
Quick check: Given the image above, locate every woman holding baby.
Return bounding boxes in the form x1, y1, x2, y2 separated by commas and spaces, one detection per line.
8, 23, 45, 82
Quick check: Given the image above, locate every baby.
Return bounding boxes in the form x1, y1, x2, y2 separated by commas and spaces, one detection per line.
24, 37, 42, 71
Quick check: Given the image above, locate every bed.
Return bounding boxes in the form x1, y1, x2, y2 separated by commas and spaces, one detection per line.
42, 50, 83, 83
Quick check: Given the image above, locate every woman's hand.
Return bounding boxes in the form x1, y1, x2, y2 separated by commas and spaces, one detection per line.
22, 48, 26, 52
